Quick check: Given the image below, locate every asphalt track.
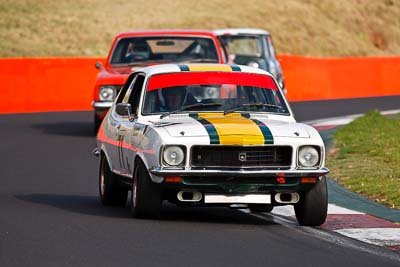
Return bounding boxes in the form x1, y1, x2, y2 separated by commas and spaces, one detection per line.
1, 95, 400, 267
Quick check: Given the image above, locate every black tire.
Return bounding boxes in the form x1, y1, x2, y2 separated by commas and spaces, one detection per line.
94, 113, 102, 135
294, 176, 328, 226
131, 160, 162, 218
99, 155, 128, 206
249, 204, 274, 213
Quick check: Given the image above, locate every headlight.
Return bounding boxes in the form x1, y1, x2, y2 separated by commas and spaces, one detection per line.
298, 146, 320, 168
99, 86, 116, 101
163, 146, 185, 166
247, 61, 259, 68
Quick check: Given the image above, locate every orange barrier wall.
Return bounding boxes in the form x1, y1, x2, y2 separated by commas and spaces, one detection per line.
278, 55, 400, 101
1, 58, 103, 114
1, 56, 399, 114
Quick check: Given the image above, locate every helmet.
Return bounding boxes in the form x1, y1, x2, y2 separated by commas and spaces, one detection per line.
159, 86, 188, 110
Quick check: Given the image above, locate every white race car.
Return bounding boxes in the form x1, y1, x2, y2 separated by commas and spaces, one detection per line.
94, 63, 329, 226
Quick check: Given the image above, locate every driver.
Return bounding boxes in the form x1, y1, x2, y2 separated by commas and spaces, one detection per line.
160, 86, 188, 111
124, 41, 151, 62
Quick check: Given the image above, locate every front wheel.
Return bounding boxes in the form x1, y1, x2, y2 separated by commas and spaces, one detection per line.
99, 155, 128, 206
294, 176, 328, 226
131, 161, 162, 218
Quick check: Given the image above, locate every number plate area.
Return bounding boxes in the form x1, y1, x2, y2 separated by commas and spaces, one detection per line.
204, 194, 271, 204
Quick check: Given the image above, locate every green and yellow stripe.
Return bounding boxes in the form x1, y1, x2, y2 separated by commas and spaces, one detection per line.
242, 113, 274, 144
189, 114, 220, 144
191, 113, 274, 145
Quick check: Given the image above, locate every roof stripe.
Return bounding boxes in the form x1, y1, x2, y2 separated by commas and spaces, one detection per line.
188, 64, 233, 72
178, 64, 190, 71
177, 64, 241, 72
230, 65, 241, 72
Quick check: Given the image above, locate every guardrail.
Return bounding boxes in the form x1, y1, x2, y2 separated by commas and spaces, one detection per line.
1, 57, 103, 114
1, 56, 399, 114
278, 55, 400, 101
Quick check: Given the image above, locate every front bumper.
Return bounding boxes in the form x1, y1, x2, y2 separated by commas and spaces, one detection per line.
92, 101, 112, 117
154, 167, 329, 200
150, 167, 329, 178
151, 167, 329, 193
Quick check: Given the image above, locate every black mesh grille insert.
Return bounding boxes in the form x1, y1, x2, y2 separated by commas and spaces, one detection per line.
191, 146, 292, 168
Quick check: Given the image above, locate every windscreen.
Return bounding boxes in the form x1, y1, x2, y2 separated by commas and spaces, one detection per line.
219, 35, 264, 57
110, 36, 219, 65
142, 72, 289, 115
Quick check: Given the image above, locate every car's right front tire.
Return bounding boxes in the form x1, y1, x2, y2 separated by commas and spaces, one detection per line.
131, 161, 162, 218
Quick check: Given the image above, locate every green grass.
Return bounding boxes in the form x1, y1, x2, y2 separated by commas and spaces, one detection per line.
328, 111, 400, 209
1, 0, 400, 57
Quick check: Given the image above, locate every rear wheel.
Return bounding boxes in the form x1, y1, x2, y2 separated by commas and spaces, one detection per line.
294, 176, 328, 226
99, 155, 128, 206
131, 161, 162, 218
249, 204, 274, 213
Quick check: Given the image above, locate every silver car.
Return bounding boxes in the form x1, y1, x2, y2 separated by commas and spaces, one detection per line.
94, 63, 328, 226
214, 28, 285, 89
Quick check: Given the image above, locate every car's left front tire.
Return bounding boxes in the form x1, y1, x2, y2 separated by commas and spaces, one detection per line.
294, 176, 328, 226
99, 155, 128, 206
131, 160, 162, 218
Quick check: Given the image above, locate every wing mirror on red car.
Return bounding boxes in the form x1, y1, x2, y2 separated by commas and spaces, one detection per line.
95, 61, 103, 69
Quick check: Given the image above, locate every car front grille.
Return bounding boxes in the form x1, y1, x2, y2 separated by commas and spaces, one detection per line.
191, 146, 292, 168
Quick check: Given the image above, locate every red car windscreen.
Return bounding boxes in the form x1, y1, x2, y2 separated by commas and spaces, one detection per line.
147, 72, 278, 91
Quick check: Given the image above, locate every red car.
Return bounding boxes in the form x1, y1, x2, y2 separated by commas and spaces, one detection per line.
92, 30, 226, 132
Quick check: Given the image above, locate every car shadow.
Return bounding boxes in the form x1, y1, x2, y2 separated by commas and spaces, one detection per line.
31, 122, 95, 137
161, 203, 276, 226
15, 193, 276, 226
15, 194, 130, 219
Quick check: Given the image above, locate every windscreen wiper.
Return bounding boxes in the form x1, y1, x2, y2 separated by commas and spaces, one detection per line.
160, 102, 222, 119
224, 103, 282, 115
186, 58, 219, 63
127, 60, 169, 66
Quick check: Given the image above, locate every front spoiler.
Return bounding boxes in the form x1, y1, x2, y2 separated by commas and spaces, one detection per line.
149, 167, 330, 178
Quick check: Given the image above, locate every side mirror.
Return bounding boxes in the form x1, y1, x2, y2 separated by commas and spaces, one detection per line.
116, 103, 135, 121
116, 103, 132, 116
95, 61, 103, 69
